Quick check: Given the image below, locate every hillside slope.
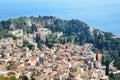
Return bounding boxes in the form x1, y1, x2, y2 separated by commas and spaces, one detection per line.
0, 16, 120, 69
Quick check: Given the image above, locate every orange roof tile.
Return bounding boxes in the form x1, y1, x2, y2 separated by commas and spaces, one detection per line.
48, 71, 57, 77
98, 53, 102, 61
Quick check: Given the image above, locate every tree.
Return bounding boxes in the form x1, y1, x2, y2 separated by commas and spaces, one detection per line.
46, 43, 54, 48
101, 55, 105, 65
31, 24, 37, 33
10, 76, 20, 80
23, 41, 35, 50
21, 76, 28, 80
96, 53, 98, 61
36, 34, 40, 43
105, 60, 109, 76
37, 41, 43, 50
0, 75, 20, 80
31, 75, 35, 80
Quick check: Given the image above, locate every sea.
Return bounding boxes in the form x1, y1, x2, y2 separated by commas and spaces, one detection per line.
0, 0, 120, 36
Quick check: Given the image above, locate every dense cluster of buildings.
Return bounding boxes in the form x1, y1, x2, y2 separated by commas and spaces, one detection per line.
0, 29, 119, 80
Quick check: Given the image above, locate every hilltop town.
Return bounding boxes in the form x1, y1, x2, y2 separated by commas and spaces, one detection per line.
0, 16, 120, 80
0, 28, 119, 80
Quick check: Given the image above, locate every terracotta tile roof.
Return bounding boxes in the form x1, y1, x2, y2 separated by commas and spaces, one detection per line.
98, 53, 102, 61
48, 71, 57, 77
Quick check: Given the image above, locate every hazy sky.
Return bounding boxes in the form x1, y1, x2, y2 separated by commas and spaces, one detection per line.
0, 0, 120, 35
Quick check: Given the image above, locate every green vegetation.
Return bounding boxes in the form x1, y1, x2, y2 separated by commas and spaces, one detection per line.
36, 34, 43, 50
0, 16, 120, 70
46, 19, 120, 69
110, 78, 120, 80
23, 40, 35, 50
21, 75, 28, 80
45, 34, 57, 48
0, 75, 19, 80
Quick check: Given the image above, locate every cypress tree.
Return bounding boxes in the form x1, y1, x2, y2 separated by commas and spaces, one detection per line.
96, 53, 98, 61
105, 60, 109, 76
